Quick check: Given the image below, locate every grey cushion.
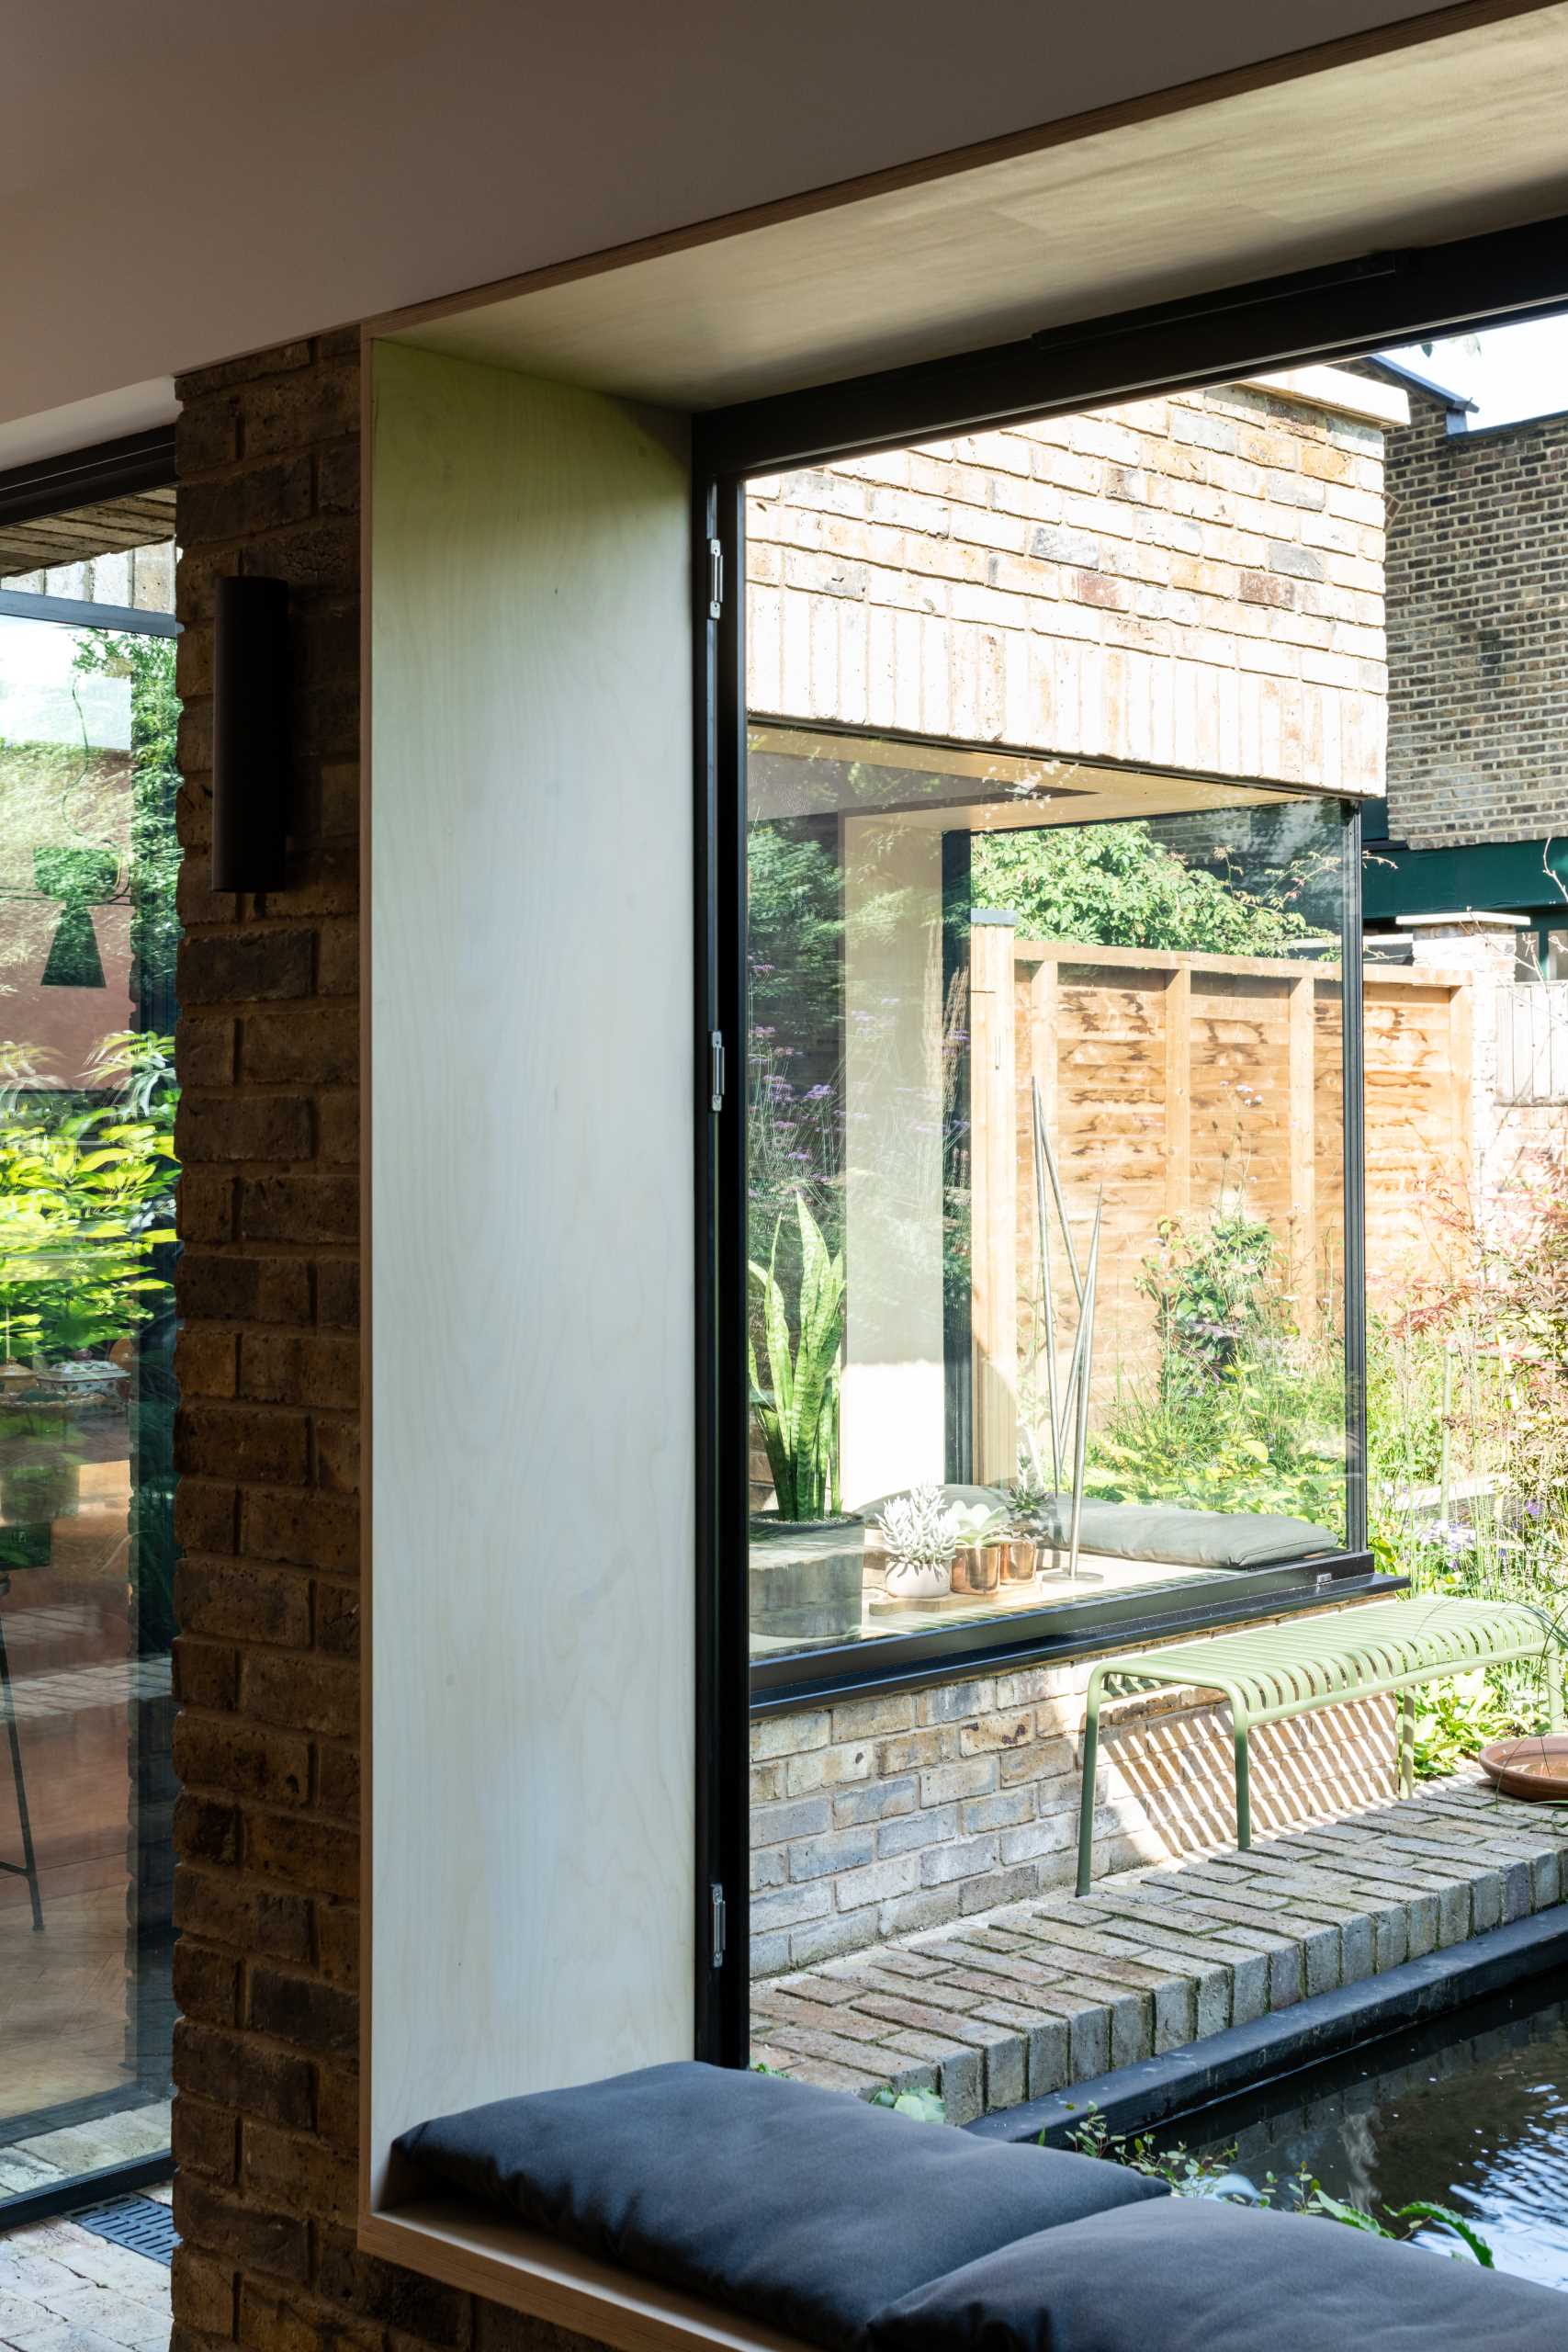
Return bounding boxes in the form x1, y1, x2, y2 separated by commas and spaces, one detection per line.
864, 2197, 1568, 2352
1033, 1497, 1339, 1568
393, 2061, 1167, 2350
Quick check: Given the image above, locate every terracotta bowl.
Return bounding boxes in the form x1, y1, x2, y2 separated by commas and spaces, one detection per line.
1477, 1734, 1568, 1801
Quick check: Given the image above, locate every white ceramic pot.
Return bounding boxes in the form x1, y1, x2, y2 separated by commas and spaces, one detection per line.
885, 1555, 953, 1600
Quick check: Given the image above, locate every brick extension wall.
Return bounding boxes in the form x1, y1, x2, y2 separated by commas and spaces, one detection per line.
750, 1642, 1396, 1978
1382, 391, 1568, 848
748, 376, 1392, 796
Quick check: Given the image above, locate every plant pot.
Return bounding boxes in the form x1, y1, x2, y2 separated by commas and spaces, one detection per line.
953, 1540, 1007, 1595
749, 1514, 865, 1642
885, 1556, 953, 1601
0, 1454, 80, 1524
1003, 1537, 1038, 1583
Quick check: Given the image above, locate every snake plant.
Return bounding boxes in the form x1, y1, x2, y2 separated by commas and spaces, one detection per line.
749, 1194, 845, 1521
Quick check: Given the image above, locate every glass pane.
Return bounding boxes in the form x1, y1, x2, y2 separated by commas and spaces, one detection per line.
0, 590, 177, 2193
744, 728, 1349, 1660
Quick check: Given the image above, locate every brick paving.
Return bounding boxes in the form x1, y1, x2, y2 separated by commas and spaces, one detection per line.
750, 1770, 1568, 2124
0, 2195, 170, 2352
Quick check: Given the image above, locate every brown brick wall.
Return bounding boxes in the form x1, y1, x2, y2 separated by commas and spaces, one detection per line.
164, 332, 395, 2352
1382, 390, 1568, 849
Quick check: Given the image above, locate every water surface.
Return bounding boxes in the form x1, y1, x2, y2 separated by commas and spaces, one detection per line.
1174, 1979, 1568, 2291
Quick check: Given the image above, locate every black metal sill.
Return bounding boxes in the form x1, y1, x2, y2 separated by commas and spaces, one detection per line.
749, 1555, 1405, 1713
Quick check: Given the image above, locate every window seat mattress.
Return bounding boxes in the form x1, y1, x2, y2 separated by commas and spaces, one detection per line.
1029, 1497, 1340, 1568
392, 2061, 1163, 2350
392, 2064, 1567, 2350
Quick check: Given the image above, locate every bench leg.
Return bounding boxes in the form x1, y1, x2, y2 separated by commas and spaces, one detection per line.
1399, 1689, 1416, 1798
1233, 1711, 1252, 1851
1076, 1676, 1103, 1897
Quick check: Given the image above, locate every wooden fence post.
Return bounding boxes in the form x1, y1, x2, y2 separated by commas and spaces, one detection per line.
1164, 965, 1191, 1223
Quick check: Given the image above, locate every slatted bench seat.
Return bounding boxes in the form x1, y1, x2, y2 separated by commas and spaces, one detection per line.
1076, 1595, 1563, 1895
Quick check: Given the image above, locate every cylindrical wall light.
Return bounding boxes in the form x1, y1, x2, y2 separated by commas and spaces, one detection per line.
212, 576, 290, 892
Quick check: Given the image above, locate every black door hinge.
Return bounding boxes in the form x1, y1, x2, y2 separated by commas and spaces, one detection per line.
708, 537, 724, 621
711, 1882, 728, 1969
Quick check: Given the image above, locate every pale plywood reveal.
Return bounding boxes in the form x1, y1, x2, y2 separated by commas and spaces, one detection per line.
383, 6, 1568, 409
367, 344, 695, 2199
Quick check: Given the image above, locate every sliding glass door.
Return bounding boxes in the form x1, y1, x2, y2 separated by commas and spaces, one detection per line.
0, 512, 178, 2203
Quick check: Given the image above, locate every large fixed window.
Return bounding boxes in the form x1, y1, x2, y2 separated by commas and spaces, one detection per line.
743, 739, 1363, 1687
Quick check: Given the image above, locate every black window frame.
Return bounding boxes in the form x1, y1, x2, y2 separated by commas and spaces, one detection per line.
691, 208, 1568, 2066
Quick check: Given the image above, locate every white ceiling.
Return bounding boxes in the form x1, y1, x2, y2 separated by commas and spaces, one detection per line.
0, 0, 1467, 447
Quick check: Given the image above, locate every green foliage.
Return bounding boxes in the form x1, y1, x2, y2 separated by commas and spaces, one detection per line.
1082, 1204, 1344, 1531
1137, 1208, 1279, 1386
1310, 2192, 1495, 2267
749, 1193, 845, 1521
747, 822, 844, 1029
970, 822, 1326, 955
870, 2086, 946, 2123
1410, 1672, 1527, 1781
1066, 2108, 1496, 2264
0, 1041, 176, 1365
1063, 2108, 1249, 2193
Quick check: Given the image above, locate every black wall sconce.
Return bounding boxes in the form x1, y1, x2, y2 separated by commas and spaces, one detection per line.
213, 576, 290, 891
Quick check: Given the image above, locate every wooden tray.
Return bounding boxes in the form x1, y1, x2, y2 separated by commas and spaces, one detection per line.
1478, 1734, 1568, 1801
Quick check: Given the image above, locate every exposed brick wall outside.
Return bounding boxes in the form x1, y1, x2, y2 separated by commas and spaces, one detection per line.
1382, 391, 1568, 848
750, 1629, 1395, 1977
748, 376, 1391, 796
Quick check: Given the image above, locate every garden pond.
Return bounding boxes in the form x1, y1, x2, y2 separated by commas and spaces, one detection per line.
1163, 1973, 1568, 2291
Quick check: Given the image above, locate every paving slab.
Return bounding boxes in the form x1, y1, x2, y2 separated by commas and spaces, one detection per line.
0, 2216, 168, 2352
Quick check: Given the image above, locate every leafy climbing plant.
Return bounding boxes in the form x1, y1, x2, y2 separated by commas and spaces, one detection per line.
0, 1068, 175, 1365
750, 1193, 845, 1521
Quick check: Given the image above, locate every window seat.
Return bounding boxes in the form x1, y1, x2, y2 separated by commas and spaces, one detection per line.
378, 2061, 1568, 2352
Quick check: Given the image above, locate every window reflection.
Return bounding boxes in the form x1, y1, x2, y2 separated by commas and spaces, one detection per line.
745, 729, 1349, 1660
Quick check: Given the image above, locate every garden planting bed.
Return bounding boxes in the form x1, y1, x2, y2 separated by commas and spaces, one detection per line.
750, 1770, 1568, 2124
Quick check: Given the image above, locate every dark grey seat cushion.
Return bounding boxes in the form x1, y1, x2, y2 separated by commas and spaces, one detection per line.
393, 2061, 1167, 2350
1033, 1497, 1339, 1568
864, 2197, 1568, 2352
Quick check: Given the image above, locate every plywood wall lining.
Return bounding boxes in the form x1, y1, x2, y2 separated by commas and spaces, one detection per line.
366, 343, 696, 2205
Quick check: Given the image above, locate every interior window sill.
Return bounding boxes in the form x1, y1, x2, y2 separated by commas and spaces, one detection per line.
749, 1561, 1407, 1711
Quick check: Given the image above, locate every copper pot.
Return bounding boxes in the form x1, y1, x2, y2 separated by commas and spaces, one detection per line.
955, 1540, 1005, 1595
1003, 1537, 1037, 1582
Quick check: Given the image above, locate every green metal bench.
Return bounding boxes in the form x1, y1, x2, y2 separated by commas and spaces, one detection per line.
1076, 1596, 1564, 1896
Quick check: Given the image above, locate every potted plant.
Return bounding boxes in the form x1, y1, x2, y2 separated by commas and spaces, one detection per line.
748, 1193, 865, 1643
1000, 1476, 1045, 1581
948, 1498, 1013, 1594
874, 1483, 961, 1600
